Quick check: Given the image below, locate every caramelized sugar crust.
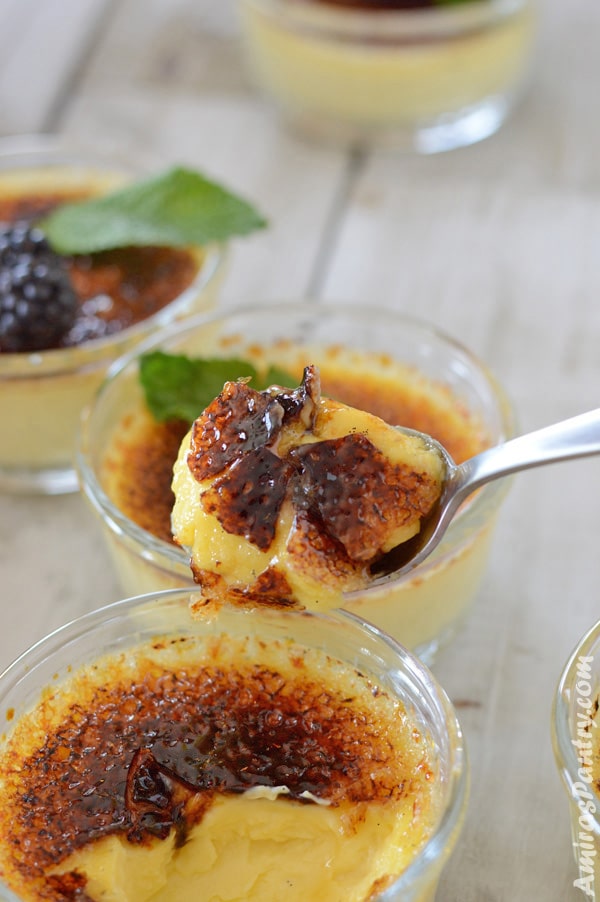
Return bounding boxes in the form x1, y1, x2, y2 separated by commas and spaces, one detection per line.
0, 638, 431, 897
187, 367, 440, 561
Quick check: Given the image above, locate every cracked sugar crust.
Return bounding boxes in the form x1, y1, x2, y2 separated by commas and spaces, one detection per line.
289, 432, 440, 562
0, 633, 434, 899
172, 365, 444, 608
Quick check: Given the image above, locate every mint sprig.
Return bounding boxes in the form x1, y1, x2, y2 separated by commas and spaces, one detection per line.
139, 351, 295, 424
42, 166, 267, 255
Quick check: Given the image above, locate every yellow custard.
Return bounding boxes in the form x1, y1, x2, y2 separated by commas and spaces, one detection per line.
0, 160, 222, 494
0, 626, 439, 901
239, 0, 536, 150
95, 339, 501, 658
172, 366, 445, 610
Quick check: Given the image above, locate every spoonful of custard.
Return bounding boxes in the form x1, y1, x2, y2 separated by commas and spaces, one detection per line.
172, 367, 600, 609
171, 365, 445, 611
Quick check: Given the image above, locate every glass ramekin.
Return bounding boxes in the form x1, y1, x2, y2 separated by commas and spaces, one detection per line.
0, 588, 467, 902
239, 0, 537, 153
552, 619, 600, 899
0, 135, 225, 495
77, 301, 514, 664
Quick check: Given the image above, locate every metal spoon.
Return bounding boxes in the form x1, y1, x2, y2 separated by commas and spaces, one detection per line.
369, 408, 600, 585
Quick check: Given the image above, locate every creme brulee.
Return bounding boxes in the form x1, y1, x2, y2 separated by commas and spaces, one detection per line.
0, 613, 441, 902
79, 305, 512, 661
239, 0, 536, 151
97, 342, 491, 655
0, 150, 223, 495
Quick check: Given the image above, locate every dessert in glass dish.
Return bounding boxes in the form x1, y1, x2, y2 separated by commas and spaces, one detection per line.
0, 588, 467, 902
0, 135, 264, 494
239, 0, 537, 152
552, 618, 600, 899
77, 302, 514, 663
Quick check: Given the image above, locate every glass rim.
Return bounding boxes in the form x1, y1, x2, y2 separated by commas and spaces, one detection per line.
241, 0, 530, 40
76, 299, 515, 588
0, 587, 468, 901
0, 133, 226, 376
552, 617, 600, 827
0, 132, 161, 171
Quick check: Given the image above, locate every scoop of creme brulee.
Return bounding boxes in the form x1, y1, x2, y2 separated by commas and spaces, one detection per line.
171, 365, 443, 610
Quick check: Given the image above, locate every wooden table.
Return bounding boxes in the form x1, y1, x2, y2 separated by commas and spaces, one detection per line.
1, 2, 599, 899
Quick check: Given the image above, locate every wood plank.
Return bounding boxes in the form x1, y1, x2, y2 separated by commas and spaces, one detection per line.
72, 0, 252, 96
0, 0, 111, 136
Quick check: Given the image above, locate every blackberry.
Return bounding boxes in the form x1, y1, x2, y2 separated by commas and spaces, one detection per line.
0, 223, 78, 352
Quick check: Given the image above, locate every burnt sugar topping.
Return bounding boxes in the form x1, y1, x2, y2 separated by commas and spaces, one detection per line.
188, 371, 321, 553
66, 244, 198, 341
0, 637, 430, 898
187, 366, 440, 556
174, 365, 444, 605
192, 563, 299, 607
189, 381, 284, 480
289, 432, 436, 562
0, 193, 87, 224
188, 366, 319, 482
101, 415, 189, 545
202, 447, 295, 551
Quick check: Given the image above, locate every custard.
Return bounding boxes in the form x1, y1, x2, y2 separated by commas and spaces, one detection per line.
97, 342, 494, 654
239, 0, 535, 149
102, 351, 482, 548
0, 163, 222, 492
171, 366, 444, 609
0, 627, 438, 901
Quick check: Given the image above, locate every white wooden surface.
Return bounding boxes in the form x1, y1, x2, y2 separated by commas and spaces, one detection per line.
1, 2, 600, 899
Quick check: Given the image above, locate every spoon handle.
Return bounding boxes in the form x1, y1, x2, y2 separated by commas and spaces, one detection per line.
458, 407, 600, 497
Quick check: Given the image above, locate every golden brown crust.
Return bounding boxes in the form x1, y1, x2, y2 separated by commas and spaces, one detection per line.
103, 415, 188, 544
190, 564, 298, 608
189, 381, 279, 481
0, 648, 427, 896
286, 509, 368, 589
182, 369, 441, 582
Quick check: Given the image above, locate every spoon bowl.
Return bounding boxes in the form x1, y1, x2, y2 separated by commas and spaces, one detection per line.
370, 408, 600, 586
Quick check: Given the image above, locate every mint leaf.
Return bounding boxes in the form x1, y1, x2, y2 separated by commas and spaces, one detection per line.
42, 167, 267, 255
139, 351, 296, 424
